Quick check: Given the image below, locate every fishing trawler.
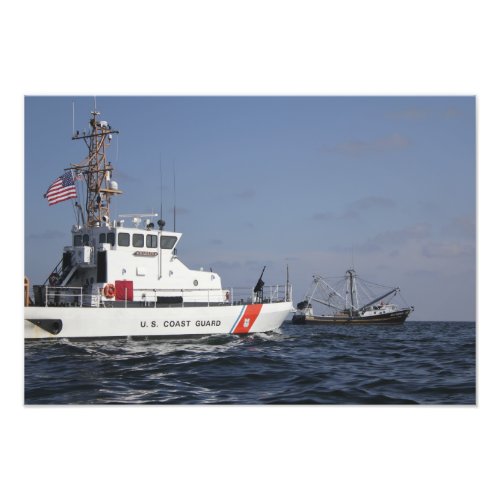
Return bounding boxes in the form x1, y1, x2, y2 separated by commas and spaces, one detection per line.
24, 107, 293, 339
292, 270, 413, 325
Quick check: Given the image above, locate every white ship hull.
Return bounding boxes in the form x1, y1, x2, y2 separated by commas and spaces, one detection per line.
25, 302, 293, 340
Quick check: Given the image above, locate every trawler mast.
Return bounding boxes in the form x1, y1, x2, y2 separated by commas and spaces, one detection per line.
71, 110, 122, 227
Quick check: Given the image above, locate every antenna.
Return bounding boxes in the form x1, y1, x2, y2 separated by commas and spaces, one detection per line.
286, 263, 290, 302
72, 101, 75, 136
173, 158, 176, 232
158, 156, 164, 280
173, 159, 177, 255
159, 153, 163, 222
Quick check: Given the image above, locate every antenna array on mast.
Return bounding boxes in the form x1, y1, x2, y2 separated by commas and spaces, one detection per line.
70, 109, 122, 227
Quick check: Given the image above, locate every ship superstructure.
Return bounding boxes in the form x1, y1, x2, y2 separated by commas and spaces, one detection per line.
41, 219, 228, 307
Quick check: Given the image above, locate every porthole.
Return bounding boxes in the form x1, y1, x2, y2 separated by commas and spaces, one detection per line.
193, 280, 198, 286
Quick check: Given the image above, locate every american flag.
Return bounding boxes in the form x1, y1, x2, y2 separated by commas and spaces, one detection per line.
44, 171, 77, 206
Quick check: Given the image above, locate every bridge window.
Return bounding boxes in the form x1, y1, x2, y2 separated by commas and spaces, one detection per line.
73, 234, 82, 246
146, 234, 157, 248
99, 233, 106, 243
160, 235, 177, 249
107, 232, 115, 246
133, 233, 144, 247
83, 234, 90, 245
118, 232, 130, 247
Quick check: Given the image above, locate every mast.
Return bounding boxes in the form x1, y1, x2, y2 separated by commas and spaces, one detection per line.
71, 108, 122, 227
347, 269, 355, 315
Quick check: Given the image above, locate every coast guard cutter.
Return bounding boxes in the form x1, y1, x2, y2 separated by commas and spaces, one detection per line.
25, 106, 293, 339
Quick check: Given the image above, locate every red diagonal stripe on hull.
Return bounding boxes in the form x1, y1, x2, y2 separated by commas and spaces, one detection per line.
232, 304, 263, 334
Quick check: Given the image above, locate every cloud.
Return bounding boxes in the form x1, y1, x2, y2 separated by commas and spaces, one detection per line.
388, 107, 431, 121
310, 209, 359, 222
356, 223, 432, 253
330, 133, 410, 156
336, 209, 360, 221
443, 106, 463, 119
422, 242, 475, 259
417, 200, 440, 215
168, 206, 190, 215
443, 215, 476, 239
310, 196, 396, 223
311, 211, 335, 222
404, 269, 436, 278
349, 196, 396, 211
388, 106, 462, 121
379, 223, 430, 243
234, 189, 256, 200
29, 229, 65, 240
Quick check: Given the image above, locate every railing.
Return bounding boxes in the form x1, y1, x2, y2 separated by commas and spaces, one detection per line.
228, 284, 292, 306
134, 284, 292, 308
32, 283, 293, 308
37, 286, 85, 307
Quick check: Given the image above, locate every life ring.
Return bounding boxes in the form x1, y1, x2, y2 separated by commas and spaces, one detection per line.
103, 283, 116, 298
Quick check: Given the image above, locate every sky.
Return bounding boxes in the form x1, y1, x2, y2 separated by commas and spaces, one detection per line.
24, 95, 476, 321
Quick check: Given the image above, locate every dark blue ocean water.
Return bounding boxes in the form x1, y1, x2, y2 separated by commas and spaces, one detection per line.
24, 321, 475, 404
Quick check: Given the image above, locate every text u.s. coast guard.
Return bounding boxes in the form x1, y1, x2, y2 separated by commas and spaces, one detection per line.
140, 320, 222, 328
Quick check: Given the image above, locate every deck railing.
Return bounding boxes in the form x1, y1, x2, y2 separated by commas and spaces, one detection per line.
31, 283, 292, 308
133, 284, 292, 307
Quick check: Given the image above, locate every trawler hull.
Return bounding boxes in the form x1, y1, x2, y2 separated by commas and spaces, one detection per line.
292, 308, 411, 325
25, 302, 293, 340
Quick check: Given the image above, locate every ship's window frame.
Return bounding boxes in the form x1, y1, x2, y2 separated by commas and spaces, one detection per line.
83, 234, 90, 246
73, 234, 83, 247
118, 232, 130, 247
107, 232, 115, 246
133, 233, 144, 248
146, 234, 158, 248
160, 235, 178, 249
99, 233, 106, 244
